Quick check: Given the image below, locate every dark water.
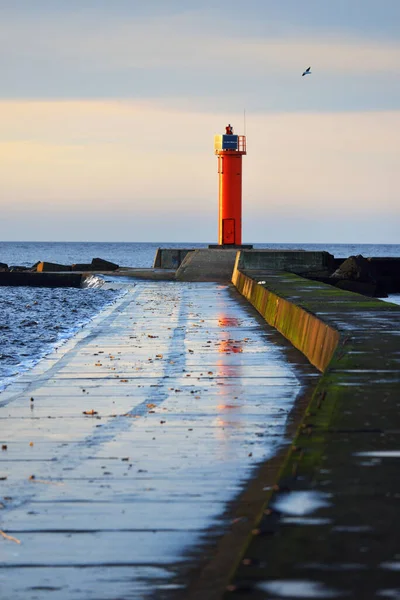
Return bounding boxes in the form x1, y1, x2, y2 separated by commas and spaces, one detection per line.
0, 285, 121, 392
0, 242, 399, 392
1, 241, 400, 268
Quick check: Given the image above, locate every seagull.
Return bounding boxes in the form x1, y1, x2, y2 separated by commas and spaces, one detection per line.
302, 66, 312, 77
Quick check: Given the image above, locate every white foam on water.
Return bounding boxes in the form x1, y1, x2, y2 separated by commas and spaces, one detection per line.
81, 274, 105, 288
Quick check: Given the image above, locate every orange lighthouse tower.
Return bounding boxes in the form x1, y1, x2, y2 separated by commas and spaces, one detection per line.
214, 125, 247, 246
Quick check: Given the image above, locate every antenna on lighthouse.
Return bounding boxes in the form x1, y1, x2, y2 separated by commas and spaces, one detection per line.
243, 108, 246, 136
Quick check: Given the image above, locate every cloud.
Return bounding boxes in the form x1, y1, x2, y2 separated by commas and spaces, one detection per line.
0, 9, 399, 116
2, 11, 400, 74
246, 110, 400, 211
0, 100, 399, 243
0, 11, 399, 101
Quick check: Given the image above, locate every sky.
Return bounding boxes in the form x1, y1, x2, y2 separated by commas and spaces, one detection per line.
0, 0, 399, 243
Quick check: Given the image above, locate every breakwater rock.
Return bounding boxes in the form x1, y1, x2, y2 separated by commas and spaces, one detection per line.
0, 257, 119, 287
301, 255, 400, 297
0, 257, 119, 274
35, 257, 120, 272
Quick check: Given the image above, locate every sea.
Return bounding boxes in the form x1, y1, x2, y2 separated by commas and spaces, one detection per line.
0, 241, 399, 392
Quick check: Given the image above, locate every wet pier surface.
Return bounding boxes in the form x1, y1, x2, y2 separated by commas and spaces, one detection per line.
0, 282, 314, 600
228, 272, 400, 599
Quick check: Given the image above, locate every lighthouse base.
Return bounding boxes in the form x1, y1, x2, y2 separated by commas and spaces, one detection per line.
208, 244, 253, 250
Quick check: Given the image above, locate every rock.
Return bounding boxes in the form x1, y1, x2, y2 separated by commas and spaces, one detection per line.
71, 263, 93, 271
368, 258, 400, 294
330, 255, 376, 283
9, 266, 29, 272
0, 262, 8, 272
35, 262, 72, 272
91, 257, 119, 271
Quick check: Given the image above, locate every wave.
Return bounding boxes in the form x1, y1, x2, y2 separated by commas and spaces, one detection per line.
0, 285, 126, 393
81, 274, 105, 288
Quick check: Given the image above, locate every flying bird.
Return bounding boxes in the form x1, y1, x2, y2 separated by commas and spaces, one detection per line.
302, 67, 312, 77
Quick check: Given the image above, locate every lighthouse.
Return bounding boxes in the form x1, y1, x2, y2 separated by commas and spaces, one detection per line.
213, 125, 247, 246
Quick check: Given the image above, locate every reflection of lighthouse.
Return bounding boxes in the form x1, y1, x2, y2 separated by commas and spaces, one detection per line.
214, 125, 247, 246
214, 319, 245, 451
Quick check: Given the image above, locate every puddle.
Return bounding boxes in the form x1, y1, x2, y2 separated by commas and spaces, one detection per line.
157, 583, 185, 590
257, 579, 345, 598
333, 525, 372, 533
355, 451, 400, 458
358, 459, 382, 467
271, 491, 331, 516
378, 590, 400, 599
282, 517, 331, 526
383, 295, 400, 306
332, 369, 397, 373
300, 563, 366, 572
381, 562, 400, 571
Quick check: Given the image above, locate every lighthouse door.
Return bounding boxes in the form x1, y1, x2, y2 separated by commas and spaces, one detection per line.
222, 218, 235, 244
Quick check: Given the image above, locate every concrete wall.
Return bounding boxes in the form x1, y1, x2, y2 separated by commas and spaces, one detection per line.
154, 248, 335, 274
153, 248, 193, 269
232, 266, 340, 372
175, 249, 238, 282
235, 250, 335, 273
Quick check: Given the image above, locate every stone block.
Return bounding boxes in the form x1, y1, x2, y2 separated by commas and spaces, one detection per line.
91, 257, 119, 271
71, 263, 93, 271
36, 262, 71, 272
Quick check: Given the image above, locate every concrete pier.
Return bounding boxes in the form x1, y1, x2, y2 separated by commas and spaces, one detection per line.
0, 281, 315, 599
1, 249, 400, 599
226, 265, 400, 599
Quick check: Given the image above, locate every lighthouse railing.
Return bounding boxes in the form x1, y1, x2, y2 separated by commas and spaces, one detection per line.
214, 134, 247, 154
